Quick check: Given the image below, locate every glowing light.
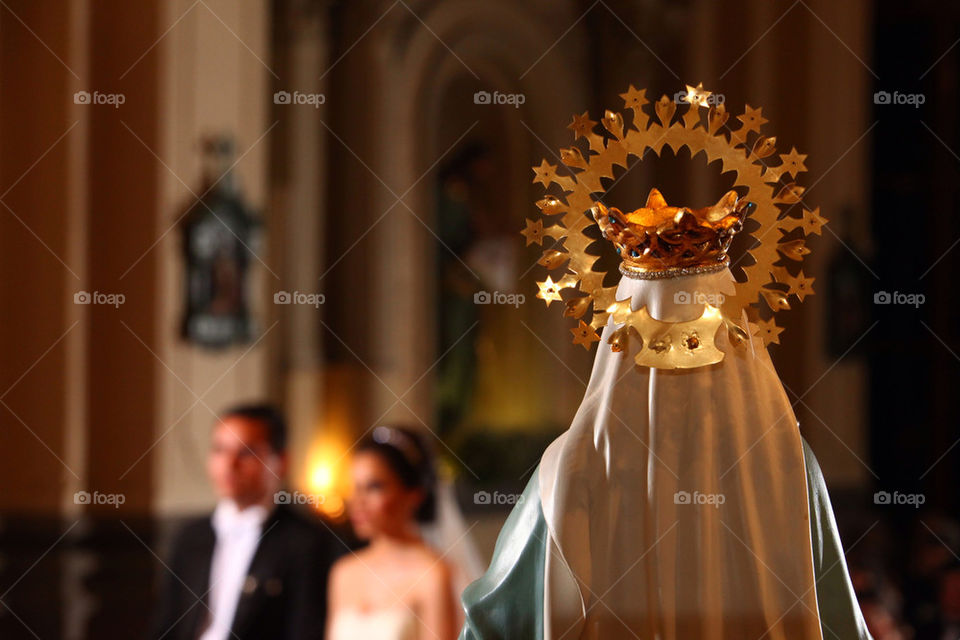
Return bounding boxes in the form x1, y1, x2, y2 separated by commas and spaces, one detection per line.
303, 437, 351, 520
309, 463, 334, 492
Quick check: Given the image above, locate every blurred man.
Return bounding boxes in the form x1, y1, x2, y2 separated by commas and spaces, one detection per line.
151, 404, 340, 640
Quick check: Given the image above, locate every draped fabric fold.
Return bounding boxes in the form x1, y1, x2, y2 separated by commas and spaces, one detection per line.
459, 442, 872, 639
537, 268, 823, 640
460, 472, 547, 640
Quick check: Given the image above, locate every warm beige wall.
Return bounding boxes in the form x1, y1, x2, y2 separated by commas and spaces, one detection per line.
152, 0, 275, 515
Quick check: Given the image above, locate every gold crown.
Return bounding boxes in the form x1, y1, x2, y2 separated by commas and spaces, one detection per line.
592, 188, 755, 274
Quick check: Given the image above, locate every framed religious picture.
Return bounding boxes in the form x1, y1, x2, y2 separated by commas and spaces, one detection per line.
180, 135, 261, 349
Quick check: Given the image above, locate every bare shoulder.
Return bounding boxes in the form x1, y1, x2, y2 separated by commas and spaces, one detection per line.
412, 546, 454, 593
329, 550, 368, 587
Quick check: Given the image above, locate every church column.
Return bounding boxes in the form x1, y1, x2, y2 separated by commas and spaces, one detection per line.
271, 0, 332, 492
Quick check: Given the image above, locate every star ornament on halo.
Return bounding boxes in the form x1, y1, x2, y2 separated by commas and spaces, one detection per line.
536, 276, 563, 306
571, 320, 601, 350
801, 207, 827, 235
532, 159, 558, 188
567, 111, 598, 139
521, 218, 544, 246
753, 318, 785, 345
778, 146, 808, 178
788, 271, 816, 302
619, 85, 649, 110
683, 82, 712, 108
738, 104, 769, 134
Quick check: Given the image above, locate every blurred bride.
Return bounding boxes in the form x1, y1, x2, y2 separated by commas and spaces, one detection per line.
327, 426, 468, 640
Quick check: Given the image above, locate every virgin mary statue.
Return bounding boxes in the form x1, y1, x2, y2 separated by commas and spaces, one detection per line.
458, 186, 872, 640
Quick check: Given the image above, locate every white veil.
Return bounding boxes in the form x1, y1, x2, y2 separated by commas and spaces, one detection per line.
538, 267, 823, 640
421, 479, 486, 616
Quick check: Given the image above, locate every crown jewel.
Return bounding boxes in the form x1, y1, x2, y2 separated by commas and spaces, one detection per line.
593, 188, 755, 274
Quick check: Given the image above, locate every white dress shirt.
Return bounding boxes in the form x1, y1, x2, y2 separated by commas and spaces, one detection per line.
199, 500, 271, 640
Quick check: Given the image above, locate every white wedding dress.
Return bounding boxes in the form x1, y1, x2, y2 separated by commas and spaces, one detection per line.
328, 607, 419, 640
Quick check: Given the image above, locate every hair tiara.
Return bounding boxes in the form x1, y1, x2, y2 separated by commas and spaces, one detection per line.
371, 426, 423, 467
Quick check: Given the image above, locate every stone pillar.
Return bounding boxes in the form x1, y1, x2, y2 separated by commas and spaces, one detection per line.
272, 0, 332, 492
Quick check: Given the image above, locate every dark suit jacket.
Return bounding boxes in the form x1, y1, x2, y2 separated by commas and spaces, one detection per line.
150, 503, 342, 640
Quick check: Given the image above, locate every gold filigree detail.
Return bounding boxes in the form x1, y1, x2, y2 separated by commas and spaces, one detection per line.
593, 188, 752, 272
525, 82, 826, 368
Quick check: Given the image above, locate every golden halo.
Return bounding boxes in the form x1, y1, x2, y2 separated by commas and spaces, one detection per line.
522, 83, 827, 368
